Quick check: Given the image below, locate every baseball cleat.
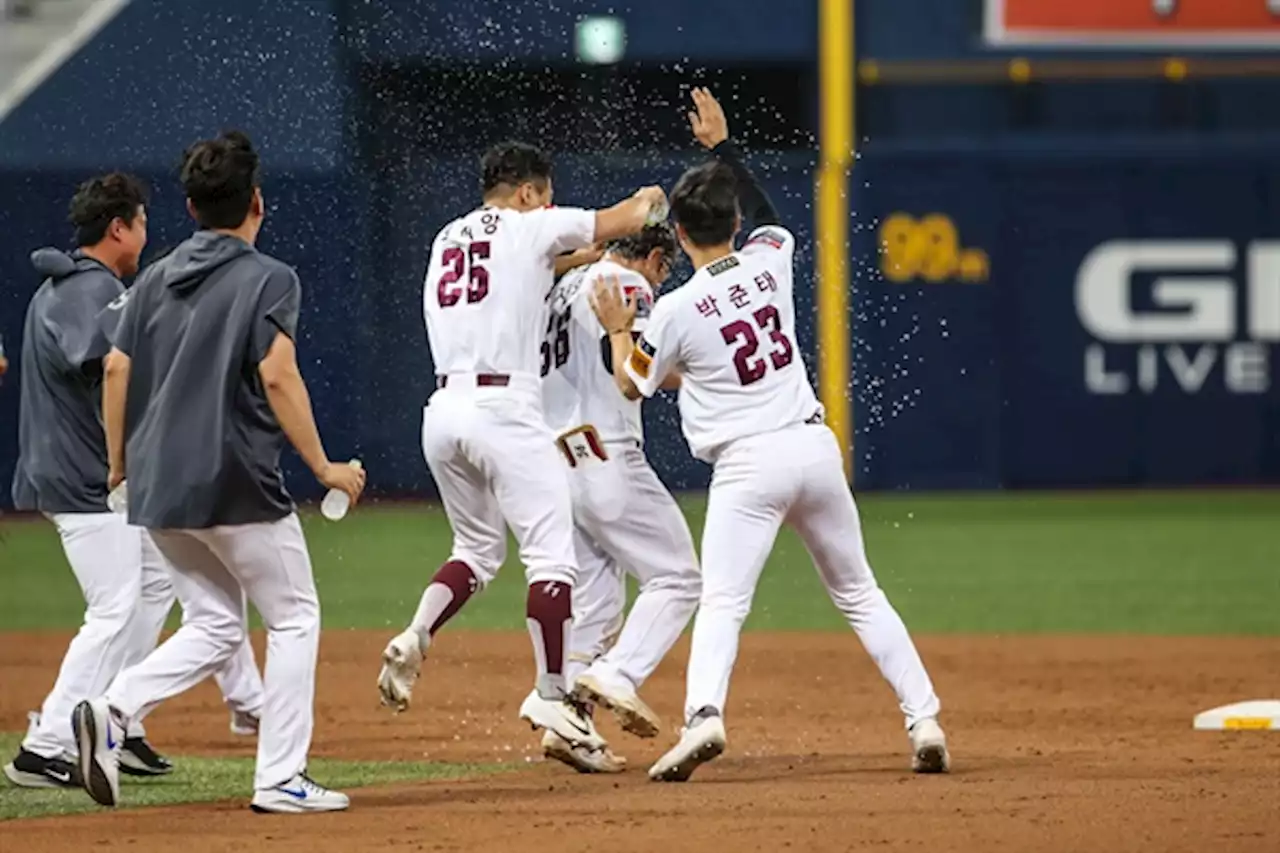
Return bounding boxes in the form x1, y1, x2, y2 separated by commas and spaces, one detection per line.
572, 672, 661, 739
4, 748, 81, 789
377, 629, 424, 712
518, 690, 606, 751
250, 773, 350, 814
71, 698, 123, 807
909, 717, 950, 774
648, 708, 726, 783
119, 737, 173, 777
541, 730, 627, 774
230, 709, 261, 737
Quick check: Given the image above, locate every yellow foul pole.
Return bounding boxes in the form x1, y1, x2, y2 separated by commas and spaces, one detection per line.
817, 0, 855, 479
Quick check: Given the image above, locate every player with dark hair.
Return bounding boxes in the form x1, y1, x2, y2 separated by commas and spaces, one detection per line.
70, 131, 365, 814
376, 140, 667, 754
535, 220, 701, 773
593, 89, 949, 782
6, 174, 263, 791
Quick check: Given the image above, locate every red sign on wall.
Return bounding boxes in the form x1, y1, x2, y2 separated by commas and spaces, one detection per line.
985, 0, 1280, 47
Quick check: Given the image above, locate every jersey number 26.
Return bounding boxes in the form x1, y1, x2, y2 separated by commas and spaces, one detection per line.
720, 305, 794, 386
437, 242, 490, 307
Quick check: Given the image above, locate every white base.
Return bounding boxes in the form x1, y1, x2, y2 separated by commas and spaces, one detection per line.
1193, 700, 1280, 731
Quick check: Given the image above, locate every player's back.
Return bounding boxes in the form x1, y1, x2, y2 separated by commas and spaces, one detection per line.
542, 259, 653, 442
653, 226, 819, 462
423, 205, 595, 381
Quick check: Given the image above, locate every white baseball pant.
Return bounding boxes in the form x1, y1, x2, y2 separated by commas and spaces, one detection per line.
22, 512, 262, 761
105, 514, 317, 790
421, 375, 578, 587
683, 422, 941, 728
562, 443, 700, 692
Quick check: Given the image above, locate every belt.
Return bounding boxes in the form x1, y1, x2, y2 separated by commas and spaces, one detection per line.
436, 373, 510, 389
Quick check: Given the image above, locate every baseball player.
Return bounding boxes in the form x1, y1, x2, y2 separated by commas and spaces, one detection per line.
591, 89, 949, 782
70, 131, 366, 814
376, 142, 666, 752
6, 174, 263, 791
537, 224, 701, 773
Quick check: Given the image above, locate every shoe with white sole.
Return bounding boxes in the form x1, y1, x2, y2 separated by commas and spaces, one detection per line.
518, 690, 606, 751
119, 736, 173, 777
377, 629, 424, 712
230, 709, 261, 737
71, 698, 124, 807
649, 708, 726, 783
909, 717, 950, 774
250, 773, 350, 814
572, 672, 661, 739
4, 748, 81, 789
541, 730, 627, 774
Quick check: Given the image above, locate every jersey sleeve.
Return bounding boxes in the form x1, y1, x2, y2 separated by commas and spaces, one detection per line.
60, 274, 125, 371
741, 225, 796, 270
250, 266, 302, 364
623, 296, 678, 398
527, 207, 596, 259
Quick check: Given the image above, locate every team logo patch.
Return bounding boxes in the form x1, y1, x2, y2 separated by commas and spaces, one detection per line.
629, 336, 655, 377
746, 229, 785, 250
707, 256, 740, 276
627, 286, 653, 319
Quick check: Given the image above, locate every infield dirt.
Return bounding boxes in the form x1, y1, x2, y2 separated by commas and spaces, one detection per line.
3, 631, 1278, 852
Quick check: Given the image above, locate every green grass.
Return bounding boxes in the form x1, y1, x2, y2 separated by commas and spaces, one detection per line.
3, 491, 1278, 634
0, 733, 495, 820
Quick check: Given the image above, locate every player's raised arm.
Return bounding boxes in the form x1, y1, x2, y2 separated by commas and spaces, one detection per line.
688, 87, 781, 229
593, 185, 669, 244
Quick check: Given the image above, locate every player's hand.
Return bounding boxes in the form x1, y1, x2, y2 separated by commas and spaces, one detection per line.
688, 87, 729, 149
318, 460, 367, 504
0, 354, 8, 377
590, 274, 638, 335
108, 466, 124, 491
635, 185, 668, 212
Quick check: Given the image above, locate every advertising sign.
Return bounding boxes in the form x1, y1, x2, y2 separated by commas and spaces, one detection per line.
986, 0, 1280, 48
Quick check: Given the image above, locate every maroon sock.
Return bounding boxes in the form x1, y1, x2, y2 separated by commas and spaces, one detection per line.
526, 580, 573, 698
411, 560, 479, 643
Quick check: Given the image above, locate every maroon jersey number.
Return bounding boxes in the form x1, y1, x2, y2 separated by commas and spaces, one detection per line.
720, 305, 794, 386
437, 242, 491, 307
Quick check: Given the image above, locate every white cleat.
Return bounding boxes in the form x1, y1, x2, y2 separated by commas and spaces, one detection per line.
648, 710, 727, 783
518, 690, 606, 751
377, 629, 424, 712
71, 698, 123, 807
250, 773, 350, 814
909, 717, 951, 774
230, 709, 261, 737
541, 730, 627, 774
572, 672, 661, 739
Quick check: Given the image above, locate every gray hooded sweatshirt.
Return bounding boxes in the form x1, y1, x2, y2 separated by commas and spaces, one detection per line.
112, 230, 302, 529
11, 248, 127, 513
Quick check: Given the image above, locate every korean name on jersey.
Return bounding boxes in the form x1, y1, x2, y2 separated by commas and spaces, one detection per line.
542, 259, 655, 443
625, 226, 821, 462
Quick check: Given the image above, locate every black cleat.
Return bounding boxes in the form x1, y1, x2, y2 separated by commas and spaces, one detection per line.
118, 737, 173, 777
4, 748, 82, 789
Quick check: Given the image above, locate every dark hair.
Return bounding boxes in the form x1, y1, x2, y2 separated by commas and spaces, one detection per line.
481, 141, 552, 195
68, 173, 149, 247
608, 222, 678, 263
180, 130, 260, 229
670, 161, 739, 248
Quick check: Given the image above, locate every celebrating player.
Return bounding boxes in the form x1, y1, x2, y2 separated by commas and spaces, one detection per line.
538, 223, 701, 773
70, 132, 365, 813
591, 88, 949, 782
6, 174, 263, 791
376, 142, 667, 752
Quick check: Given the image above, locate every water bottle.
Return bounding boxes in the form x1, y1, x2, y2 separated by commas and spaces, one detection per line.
320, 459, 362, 521
107, 480, 128, 515
645, 197, 669, 226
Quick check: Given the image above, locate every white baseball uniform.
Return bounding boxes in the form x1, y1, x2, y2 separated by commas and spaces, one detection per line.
23, 513, 263, 761
625, 225, 941, 727
421, 206, 596, 586
541, 259, 700, 692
